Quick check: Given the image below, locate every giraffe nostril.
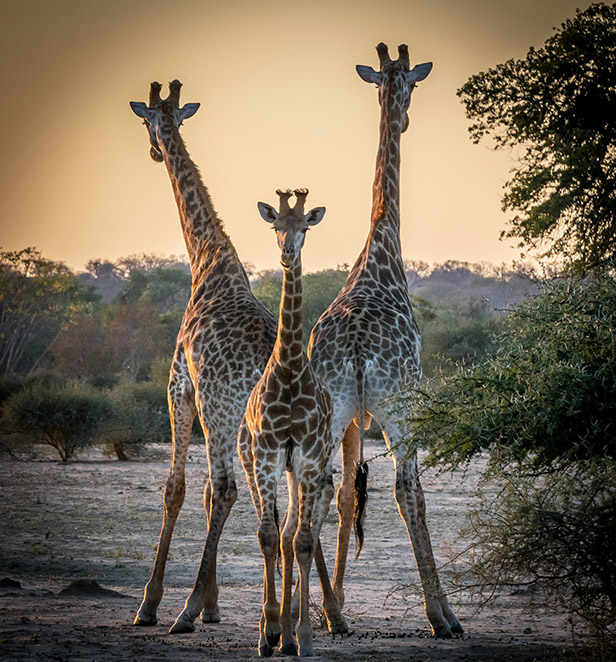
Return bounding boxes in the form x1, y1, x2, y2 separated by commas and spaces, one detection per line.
150, 146, 164, 162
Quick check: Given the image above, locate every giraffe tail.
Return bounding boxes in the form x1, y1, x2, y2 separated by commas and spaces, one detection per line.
352, 351, 369, 558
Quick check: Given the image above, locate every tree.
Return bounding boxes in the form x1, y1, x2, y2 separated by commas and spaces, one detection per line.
50, 312, 113, 382
401, 270, 616, 644
407, 271, 616, 470
413, 296, 498, 378
96, 379, 169, 460
2, 379, 112, 462
458, 3, 616, 270
0, 248, 96, 374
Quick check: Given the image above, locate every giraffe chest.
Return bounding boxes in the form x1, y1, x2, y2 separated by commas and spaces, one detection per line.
247, 365, 332, 456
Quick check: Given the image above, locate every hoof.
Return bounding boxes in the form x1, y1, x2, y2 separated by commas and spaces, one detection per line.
280, 641, 298, 655
201, 608, 221, 624
328, 618, 349, 635
432, 624, 453, 639
298, 644, 315, 657
169, 616, 196, 634
450, 620, 464, 635
258, 644, 274, 657
266, 630, 281, 648
133, 612, 157, 626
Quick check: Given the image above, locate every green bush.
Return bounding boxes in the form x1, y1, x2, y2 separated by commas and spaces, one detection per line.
401, 270, 616, 647
96, 379, 169, 460
413, 296, 498, 378
2, 380, 112, 462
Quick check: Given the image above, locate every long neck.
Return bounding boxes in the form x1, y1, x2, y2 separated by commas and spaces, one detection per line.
370, 84, 403, 251
345, 84, 407, 289
273, 258, 303, 370
156, 122, 246, 282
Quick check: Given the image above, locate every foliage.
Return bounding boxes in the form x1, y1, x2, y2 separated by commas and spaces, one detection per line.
458, 3, 616, 270
96, 379, 169, 460
406, 270, 616, 472
0, 247, 96, 374
2, 379, 112, 462
302, 267, 350, 340
402, 269, 616, 645
464, 461, 616, 652
413, 296, 498, 378
51, 312, 114, 382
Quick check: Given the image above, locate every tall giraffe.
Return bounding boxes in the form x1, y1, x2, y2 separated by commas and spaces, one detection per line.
129, 80, 278, 633
308, 44, 463, 638
238, 189, 333, 657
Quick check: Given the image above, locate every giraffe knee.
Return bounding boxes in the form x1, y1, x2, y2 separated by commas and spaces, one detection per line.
163, 477, 186, 515
259, 522, 279, 558
293, 527, 314, 565
212, 475, 238, 507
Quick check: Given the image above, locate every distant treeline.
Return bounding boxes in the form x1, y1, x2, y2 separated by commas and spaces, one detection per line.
0, 246, 537, 462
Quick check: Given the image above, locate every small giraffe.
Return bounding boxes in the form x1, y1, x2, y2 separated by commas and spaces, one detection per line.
129, 81, 278, 633
308, 44, 463, 637
238, 189, 333, 657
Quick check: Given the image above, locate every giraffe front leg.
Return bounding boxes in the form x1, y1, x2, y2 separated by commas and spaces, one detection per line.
258, 511, 282, 656
134, 376, 195, 626
279, 472, 299, 656
294, 477, 326, 657
200, 478, 221, 624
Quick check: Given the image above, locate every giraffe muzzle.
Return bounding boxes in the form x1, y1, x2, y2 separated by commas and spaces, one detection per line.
150, 145, 164, 163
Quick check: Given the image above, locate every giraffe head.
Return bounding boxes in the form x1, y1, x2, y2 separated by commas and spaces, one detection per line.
130, 80, 200, 162
356, 43, 432, 132
257, 189, 325, 269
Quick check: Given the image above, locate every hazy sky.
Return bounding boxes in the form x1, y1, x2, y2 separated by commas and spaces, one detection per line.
0, 0, 592, 274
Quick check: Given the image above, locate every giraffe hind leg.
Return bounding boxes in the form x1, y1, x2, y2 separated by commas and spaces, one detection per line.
331, 422, 360, 608
134, 364, 196, 626
377, 410, 462, 637
169, 448, 238, 633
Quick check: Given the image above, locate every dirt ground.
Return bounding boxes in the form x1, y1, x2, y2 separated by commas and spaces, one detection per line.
0, 440, 576, 661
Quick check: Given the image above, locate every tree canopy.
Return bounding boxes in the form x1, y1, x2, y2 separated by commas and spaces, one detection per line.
405, 269, 616, 472
458, 3, 616, 270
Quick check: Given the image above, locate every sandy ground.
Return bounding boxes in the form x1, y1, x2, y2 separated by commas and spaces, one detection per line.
0, 440, 576, 661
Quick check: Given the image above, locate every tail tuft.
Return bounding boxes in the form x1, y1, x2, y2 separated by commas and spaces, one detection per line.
353, 460, 369, 558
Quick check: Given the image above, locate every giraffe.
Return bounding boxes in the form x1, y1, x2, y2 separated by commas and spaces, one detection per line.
238, 189, 334, 657
128, 80, 278, 633
307, 44, 463, 638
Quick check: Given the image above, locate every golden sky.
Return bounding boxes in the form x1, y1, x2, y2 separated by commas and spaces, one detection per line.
0, 0, 591, 274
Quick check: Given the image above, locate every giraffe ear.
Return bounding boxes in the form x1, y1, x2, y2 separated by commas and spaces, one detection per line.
178, 103, 200, 121
356, 65, 382, 85
407, 62, 432, 84
130, 101, 153, 120
258, 202, 278, 224
305, 206, 326, 226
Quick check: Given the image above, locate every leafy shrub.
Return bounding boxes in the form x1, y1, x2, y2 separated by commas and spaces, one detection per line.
413, 296, 499, 378
3, 380, 112, 462
96, 379, 169, 460
402, 270, 616, 647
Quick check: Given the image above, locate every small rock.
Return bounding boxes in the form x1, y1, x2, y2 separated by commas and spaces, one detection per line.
0, 577, 22, 590
58, 579, 129, 599
523, 627, 533, 634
